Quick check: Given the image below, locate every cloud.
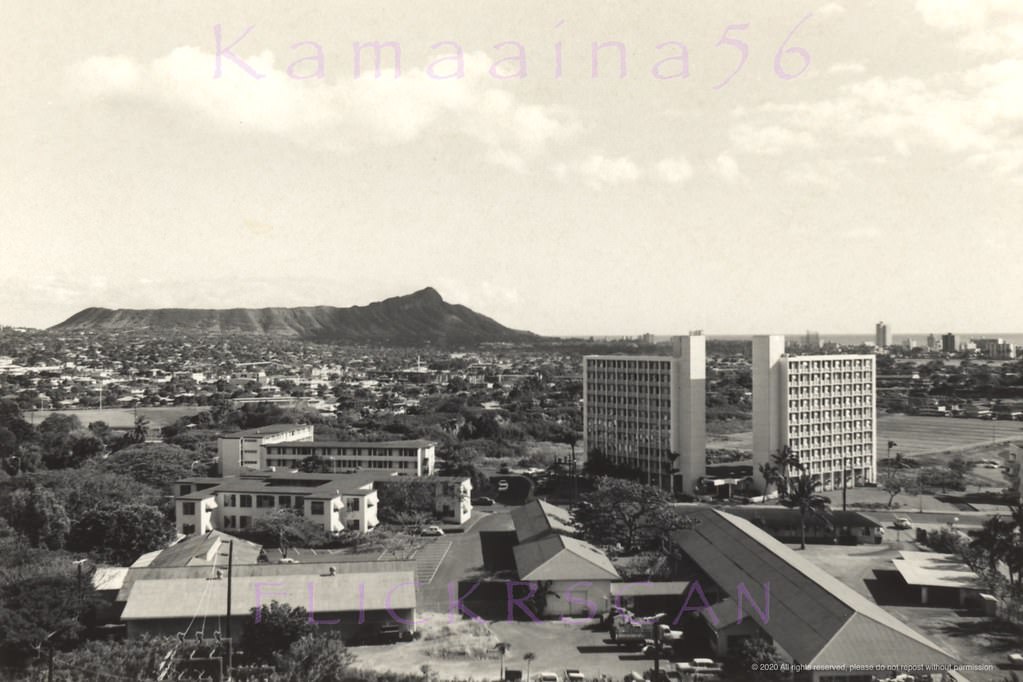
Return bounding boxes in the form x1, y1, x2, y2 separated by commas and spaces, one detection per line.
730, 60, 1023, 181
69, 47, 580, 170
654, 157, 694, 185
710, 153, 741, 183
730, 124, 817, 156
554, 154, 641, 189
915, 0, 1023, 53
828, 62, 866, 75
817, 3, 846, 17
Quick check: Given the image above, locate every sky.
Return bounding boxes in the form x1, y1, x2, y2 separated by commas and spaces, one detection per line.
1, 0, 1022, 336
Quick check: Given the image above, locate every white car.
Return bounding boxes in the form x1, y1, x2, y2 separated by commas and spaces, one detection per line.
420, 525, 445, 536
893, 517, 913, 530
1008, 652, 1023, 668
537, 673, 560, 682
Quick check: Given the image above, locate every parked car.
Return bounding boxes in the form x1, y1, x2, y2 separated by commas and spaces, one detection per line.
420, 525, 445, 536
564, 670, 585, 682
893, 517, 913, 530
1008, 652, 1023, 668
277, 557, 299, 564
536, 673, 560, 682
371, 622, 413, 644
472, 496, 496, 506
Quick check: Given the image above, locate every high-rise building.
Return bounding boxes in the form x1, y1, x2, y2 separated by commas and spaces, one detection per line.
972, 338, 1017, 360
926, 333, 937, 351
753, 335, 877, 493
803, 330, 821, 350
583, 334, 705, 493
941, 333, 957, 353
875, 321, 892, 348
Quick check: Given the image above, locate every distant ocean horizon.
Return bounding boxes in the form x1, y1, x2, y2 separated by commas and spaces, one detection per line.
579, 333, 1023, 346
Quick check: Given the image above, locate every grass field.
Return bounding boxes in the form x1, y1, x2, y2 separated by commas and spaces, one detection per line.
708, 414, 1023, 458
877, 414, 1023, 458
26, 406, 208, 429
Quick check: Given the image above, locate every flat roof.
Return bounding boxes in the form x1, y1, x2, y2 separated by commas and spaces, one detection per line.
221, 424, 314, 438
121, 570, 416, 620
268, 439, 435, 449
609, 581, 691, 597
892, 551, 982, 590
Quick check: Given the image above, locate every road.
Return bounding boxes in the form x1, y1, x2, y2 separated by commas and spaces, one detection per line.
859, 509, 994, 529
417, 508, 513, 612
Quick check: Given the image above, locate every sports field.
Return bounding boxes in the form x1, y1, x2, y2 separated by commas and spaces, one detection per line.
707, 414, 1023, 458
876, 414, 1023, 457
26, 406, 208, 429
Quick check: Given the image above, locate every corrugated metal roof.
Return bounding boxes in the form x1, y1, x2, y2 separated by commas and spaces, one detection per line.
142, 532, 262, 569
511, 499, 578, 544
120, 570, 416, 621
513, 534, 620, 581
672, 509, 955, 666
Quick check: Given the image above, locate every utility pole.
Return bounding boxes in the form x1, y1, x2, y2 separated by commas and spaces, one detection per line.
652, 619, 661, 679
225, 540, 233, 678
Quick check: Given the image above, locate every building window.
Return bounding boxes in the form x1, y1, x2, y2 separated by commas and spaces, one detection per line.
256, 495, 275, 508
240, 495, 252, 508
347, 499, 360, 512
182, 523, 196, 534
278, 495, 291, 508
239, 516, 250, 529
223, 494, 236, 507
182, 502, 196, 515
310, 501, 325, 515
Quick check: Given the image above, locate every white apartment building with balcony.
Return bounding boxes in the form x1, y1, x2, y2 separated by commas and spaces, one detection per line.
218, 424, 315, 476
583, 334, 705, 494
753, 335, 877, 493
264, 439, 436, 476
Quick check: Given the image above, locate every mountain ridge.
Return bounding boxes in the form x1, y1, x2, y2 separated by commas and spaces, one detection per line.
51, 287, 538, 346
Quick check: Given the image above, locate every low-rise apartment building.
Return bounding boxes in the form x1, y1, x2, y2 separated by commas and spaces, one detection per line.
174, 471, 380, 535
173, 470, 472, 536
218, 424, 315, 476
264, 439, 436, 476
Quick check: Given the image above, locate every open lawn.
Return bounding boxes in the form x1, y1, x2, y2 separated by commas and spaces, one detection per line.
27, 406, 208, 429
707, 414, 1023, 461
877, 414, 1023, 458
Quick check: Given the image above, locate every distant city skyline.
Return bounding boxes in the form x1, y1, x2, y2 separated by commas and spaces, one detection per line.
3, 1, 1022, 335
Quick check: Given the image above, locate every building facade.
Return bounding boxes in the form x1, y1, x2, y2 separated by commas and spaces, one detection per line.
583, 334, 705, 493
218, 424, 315, 476
972, 337, 1016, 360
753, 335, 877, 493
174, 472, 380, 535
264, 440, 436, 476
941, 333, 957, 353
875, 321, 891, 348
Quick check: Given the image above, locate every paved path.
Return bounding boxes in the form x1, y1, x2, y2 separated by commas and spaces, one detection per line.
414, 539, 452, 585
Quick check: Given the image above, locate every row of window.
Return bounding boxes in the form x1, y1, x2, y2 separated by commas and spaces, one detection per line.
788, 358, 873, 370
263, 458, 417, 470
586, 360, 672, 370
265, 447, 423, 457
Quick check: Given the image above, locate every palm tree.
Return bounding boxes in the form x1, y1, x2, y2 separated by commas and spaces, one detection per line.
494, 641, 511, 680
782, 472, 831, 550
132, 415, 150, 443
757, 462, 780, 501
771, 445, 802, 495
523, 652, 536, 681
